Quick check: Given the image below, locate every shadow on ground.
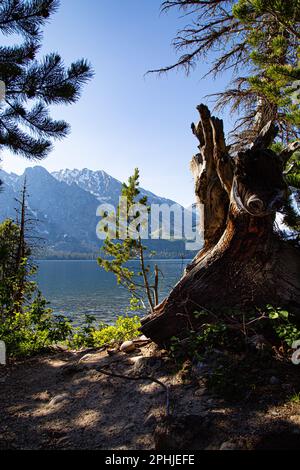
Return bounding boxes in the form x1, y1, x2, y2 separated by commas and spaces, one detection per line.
0, 344, 300, 450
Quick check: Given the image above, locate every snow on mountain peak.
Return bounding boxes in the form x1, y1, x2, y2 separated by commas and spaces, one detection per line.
52, 168, 121, 203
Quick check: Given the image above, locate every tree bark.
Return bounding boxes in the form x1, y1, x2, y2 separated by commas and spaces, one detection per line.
141, 105, 300, 346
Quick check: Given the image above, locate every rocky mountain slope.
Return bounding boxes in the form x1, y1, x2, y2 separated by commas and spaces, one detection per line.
0, 167, 189, 258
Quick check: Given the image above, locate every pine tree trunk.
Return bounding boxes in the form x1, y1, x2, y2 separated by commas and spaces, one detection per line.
141, 105, 300, 346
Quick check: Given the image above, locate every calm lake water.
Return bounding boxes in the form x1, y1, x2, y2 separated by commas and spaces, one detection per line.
36, 259, 190, 324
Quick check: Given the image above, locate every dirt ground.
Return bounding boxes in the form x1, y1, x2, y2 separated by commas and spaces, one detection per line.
1, 341, 300, 450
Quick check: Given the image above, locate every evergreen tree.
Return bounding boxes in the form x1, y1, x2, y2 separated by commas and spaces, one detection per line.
272, 142, 300, 232
142, 3, 300, 341
98, 169, 160, 312
0, 0, 93, 161
152, 1, 300, 234
153, 0, 300, 143
0, 194, 72, 356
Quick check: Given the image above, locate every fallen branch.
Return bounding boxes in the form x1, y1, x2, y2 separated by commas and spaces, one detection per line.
94, 366, 170, 417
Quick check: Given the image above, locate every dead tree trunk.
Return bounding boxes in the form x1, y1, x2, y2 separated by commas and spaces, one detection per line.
141, 105, 300, 346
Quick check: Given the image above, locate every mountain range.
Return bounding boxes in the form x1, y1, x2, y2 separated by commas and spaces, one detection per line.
0, 167, 191, 259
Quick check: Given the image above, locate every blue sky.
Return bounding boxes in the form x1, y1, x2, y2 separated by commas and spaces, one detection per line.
1, 0, 236, 206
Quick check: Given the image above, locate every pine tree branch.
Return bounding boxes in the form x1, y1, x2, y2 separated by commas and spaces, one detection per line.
0, 0, 59, 39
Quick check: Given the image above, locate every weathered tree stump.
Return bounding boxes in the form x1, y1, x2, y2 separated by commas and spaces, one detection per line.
141, 105, 300, 346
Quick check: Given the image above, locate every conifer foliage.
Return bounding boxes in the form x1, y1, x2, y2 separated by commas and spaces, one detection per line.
0, 0, 93, 160
154, 0, 300, 143
98, 169, 161, 312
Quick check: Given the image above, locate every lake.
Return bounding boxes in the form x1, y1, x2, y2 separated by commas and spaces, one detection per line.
36, 259, 190, 325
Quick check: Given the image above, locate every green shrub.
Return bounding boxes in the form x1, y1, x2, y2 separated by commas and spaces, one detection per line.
91, 316, 141, 348
289, 392, 300, 404
0, 293, 72, 357
266, 305, 300, 347
67, 315, 142, 350
68, 314, 98, 349
0, 219, 143, 358
168, 305, 300, 364
1, 305, 142, 357
169, 313, 229, 362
